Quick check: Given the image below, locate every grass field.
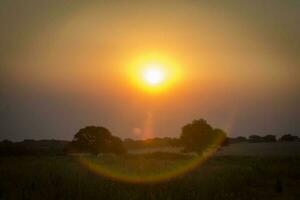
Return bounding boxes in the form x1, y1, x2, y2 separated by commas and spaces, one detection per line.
0, 153, 300, 200
129, 143, 300, 156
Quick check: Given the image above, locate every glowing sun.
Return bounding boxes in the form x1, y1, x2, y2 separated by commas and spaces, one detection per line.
142, 65, 166, 86
127, 54, 182, 94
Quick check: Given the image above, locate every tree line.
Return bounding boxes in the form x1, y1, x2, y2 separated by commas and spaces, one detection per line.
227, 134, 300, 144
0, 139, 68, 156
0, 118, 299, 156
64, 119, 227, 155
0, 119, 226, 156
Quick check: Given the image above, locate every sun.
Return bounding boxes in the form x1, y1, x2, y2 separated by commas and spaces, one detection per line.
142, 64, 165, 86
127, 53, 182, 94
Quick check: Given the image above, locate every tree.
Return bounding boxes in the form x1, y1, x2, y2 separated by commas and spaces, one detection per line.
180, 119, 227, 154
263, 135, 277, 142
279, 134, 299, 142
0, 139, 13, 147
248, 135, 263, 143
67, 126, 126, 154
228, 136, 248, 143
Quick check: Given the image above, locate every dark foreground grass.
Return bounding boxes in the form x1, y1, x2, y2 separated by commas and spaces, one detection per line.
0, 155, 299, 200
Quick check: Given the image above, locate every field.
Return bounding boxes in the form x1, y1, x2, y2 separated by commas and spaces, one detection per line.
129, 143, 300, 156
1, 143, 300, 200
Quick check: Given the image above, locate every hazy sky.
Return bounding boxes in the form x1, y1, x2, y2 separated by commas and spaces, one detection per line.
1, 0, 299, 141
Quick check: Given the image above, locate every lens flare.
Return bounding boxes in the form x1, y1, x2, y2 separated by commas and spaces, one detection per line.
73, 133, 225, 184
74, 53, 227, 183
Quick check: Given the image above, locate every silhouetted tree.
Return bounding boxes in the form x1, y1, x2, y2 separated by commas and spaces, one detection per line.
248, 135, 263, 143
0, 139, 68, 156
180, 119, 227, 154
279, 134, 299, 142
0, 140, 13, 146
263, 135, 277, 142
228, 136, 248, 143
67, 126, 126, 154
106, 136, 127, 154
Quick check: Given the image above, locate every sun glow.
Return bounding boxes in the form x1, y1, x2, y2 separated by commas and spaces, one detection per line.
127, 53, 182, 94
142, 64, 166, 86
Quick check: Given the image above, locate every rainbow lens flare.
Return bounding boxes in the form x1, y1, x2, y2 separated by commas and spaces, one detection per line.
73, 134, 225, 184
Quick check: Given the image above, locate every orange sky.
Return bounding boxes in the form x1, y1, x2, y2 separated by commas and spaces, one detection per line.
1, 0, 299, 140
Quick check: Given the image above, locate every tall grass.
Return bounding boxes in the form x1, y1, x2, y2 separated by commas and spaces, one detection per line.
0, 155, 299, 199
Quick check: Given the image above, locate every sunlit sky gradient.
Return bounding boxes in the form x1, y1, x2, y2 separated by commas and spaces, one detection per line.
1, 0, 299, 140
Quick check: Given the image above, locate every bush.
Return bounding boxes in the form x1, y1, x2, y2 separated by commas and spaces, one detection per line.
66, 126, 127, 155
180, 119, 226, 154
